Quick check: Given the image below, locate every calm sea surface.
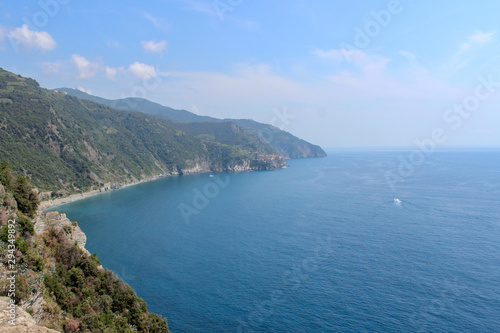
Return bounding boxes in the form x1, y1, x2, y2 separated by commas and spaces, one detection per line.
48, 150, 500, 332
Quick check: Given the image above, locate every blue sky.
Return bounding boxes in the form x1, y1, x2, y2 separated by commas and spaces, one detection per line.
1, 0, 500, 147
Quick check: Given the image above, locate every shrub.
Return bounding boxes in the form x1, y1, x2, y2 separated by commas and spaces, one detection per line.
90, 253, 101, 265
14, 236, 27, 254
63, 318, 82, 333
0, 225, 8, 242
18, 213, 35, 236
14, 275, 29, 304
35, 256, 44, 272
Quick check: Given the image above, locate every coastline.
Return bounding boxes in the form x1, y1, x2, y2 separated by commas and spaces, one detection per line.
39, 173, 170, 211
39, 158, 290, 211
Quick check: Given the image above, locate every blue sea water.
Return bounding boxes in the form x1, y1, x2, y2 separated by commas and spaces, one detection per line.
48, 150, 500, 332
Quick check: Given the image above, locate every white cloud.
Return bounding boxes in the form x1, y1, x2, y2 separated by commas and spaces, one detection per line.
469, 31, 496, 44
77, 87, 92, 95
71, 54, 100, 79
141, 40, 167, 53
158, 51, 459, 121
163, 64, 312, 109
311, 48, 345, 61
178, 0, 217, 15
105, 66, 121, 81
142, 12, 170, 31
312, 48, 386, 67
41, 61, 63, 74
448, 31, 496, 74
176, 0, 260, 31
233, 18, 260, 31
7, 25, 56, 51
107, 40, 120, 49
0, 25, 6, 51
129, 62, 157, 80
319, 50, 457, 100
399, 50, 419, 67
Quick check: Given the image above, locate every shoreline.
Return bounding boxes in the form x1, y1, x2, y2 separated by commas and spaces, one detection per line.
39, 173, 171, 211
39, 159, 291, 212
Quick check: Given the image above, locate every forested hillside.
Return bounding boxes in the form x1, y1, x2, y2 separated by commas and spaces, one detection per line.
0, 68, 284, 192
58, 88, 327, 159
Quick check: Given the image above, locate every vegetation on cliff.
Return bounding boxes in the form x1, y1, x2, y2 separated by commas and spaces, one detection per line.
0, 165, 169, 332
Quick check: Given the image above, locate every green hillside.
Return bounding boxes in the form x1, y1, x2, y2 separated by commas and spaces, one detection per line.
231, 119, 326, 158
58, 88, 327, 159
0, 68, 282, 192
57, 88, 219, 123
172, 121, 276, 154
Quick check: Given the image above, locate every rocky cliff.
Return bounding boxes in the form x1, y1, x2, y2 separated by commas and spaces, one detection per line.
0, 296, 59, 333
0, 211, 93, 332
0, 172, 170, 332
34, 212, 89, 256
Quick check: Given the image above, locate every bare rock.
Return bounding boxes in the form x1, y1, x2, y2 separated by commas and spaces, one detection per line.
35, 212, 90, 256
0, 297, 60, 332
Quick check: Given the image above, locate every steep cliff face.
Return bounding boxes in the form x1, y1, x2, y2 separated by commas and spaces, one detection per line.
35, 212, 89, 256
178, 157, 212, 175
0, 211, 92, 331
178, 153, 286, 174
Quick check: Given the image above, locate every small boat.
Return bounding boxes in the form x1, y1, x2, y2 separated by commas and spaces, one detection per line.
209, 174, 214, 178
394, 198, 402, 205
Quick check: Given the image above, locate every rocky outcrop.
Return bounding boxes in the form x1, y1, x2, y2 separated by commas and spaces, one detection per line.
0, 297, 60, 332
227, 159, 251, 172
180, 155, 285, 174
180, 158, 212, 175
34, 212, 89, 256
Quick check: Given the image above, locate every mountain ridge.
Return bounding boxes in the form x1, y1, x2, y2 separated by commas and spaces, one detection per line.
0, 68, 285, 193
57, 88, 327, 159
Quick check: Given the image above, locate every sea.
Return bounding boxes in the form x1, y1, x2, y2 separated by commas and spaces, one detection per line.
47, 149, 500, 332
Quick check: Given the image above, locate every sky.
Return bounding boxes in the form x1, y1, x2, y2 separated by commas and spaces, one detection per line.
1, 0, 500, 148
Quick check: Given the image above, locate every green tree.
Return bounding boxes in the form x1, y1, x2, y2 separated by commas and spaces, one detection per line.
0, 161, 14, 191
13, 175, 38, 217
